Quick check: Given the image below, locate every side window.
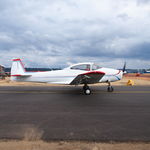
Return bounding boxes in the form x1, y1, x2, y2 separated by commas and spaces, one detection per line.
71, 64, 91, 71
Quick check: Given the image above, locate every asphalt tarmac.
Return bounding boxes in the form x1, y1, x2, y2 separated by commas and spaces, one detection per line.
0, 86, 150, 142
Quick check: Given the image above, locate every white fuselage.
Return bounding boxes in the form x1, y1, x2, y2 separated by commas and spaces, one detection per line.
11, 66, 123, 85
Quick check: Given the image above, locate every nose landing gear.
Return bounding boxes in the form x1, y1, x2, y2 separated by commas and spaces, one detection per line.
107, 81, 114, 92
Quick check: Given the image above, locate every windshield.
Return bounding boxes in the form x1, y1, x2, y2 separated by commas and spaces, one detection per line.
92, 64, 101, 70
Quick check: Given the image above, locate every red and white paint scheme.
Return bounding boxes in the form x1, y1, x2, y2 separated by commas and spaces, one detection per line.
11, 58, 125, 95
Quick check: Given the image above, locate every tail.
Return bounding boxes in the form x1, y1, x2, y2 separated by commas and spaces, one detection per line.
11, 58, 26, 76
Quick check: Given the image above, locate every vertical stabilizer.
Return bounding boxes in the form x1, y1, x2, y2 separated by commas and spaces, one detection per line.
11, 58, 26, 76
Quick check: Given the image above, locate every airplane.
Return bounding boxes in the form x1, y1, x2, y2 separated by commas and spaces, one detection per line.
11, 58, 126, 95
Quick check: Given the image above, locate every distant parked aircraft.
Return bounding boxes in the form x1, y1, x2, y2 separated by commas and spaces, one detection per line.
11, 59, 126, 95
146, 70, 150, 73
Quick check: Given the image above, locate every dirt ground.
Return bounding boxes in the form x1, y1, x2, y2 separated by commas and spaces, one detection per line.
0, 141, 150, 150
0, 75, 150, 86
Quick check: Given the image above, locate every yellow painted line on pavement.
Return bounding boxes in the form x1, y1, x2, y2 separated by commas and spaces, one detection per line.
0, 91, 150, 94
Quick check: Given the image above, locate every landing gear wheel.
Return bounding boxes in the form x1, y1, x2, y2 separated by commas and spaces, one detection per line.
84, 88, 91, 95
107, 86, 114, 92
83, 84, 91, 95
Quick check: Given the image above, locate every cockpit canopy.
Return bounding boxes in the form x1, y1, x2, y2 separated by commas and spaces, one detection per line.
70, 63, 101, 71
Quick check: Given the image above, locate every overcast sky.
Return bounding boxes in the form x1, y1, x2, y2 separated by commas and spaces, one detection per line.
0, 0, 150, 68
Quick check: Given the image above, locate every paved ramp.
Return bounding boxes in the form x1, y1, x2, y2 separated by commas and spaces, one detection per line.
0, 86, 150, 141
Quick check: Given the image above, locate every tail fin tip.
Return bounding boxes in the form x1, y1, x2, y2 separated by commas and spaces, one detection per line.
12, 58, 21, 61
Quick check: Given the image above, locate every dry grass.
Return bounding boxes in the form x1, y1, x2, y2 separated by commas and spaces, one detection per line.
0, 76, 150, 86
0, 141, 150, 150
0, 77, 69, 86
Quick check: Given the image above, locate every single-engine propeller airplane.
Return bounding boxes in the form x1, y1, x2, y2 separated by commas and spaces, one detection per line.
11, 58, 126, 95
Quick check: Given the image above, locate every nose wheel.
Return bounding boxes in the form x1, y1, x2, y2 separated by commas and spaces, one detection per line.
107, 86, 114, 92
107, 82, 114, 92
83, 84, 91, 95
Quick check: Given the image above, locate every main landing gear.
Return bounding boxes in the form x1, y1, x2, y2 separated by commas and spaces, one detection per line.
107, 81, 114, 92
83, 84, 91, 95
82, 82, 114, 95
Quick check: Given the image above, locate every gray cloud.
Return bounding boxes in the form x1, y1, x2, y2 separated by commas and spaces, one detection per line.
0, 0, 150, 68
137, 0, 150, 4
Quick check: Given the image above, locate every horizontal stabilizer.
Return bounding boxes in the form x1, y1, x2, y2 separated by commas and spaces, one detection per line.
11, 74, 31, 77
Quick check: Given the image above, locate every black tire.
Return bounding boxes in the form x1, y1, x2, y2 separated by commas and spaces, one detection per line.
84, 88, 91, 95
107, 86, 114, 92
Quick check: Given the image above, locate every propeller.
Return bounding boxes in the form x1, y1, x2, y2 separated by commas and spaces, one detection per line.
122, 62, 126, 73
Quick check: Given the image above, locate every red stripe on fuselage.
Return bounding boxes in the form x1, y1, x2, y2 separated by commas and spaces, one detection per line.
115, 70, 122, 75
108, 70, 122, 76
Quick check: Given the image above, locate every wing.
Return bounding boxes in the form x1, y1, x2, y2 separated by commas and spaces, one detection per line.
70, 71, 105, 85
